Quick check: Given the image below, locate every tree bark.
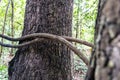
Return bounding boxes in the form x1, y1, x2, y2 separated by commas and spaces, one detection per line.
86, 0, 120, 80
8, 0, 73, 80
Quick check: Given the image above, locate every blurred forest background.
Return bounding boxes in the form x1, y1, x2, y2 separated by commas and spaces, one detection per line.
0, 0, 97, 80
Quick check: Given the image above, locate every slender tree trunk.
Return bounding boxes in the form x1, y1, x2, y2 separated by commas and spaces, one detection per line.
10, 0, 14, 55
8, 0, 73, 80
86, 0, 120, 80
75, 0, 80, 46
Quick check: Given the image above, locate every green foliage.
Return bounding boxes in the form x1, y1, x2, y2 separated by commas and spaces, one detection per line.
0, 65, 7, 80
0, 0, 25, 79
0, 0, 25, 54
0, 0, 25, 35
73, 0, 98, 43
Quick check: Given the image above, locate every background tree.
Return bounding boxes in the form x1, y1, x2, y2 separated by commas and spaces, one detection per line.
86, 0, 120, 80
8, 0, 73, 80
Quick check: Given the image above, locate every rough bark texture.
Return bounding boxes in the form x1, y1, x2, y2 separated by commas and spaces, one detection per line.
8, 0, 73, 80
86, 0, 120, 80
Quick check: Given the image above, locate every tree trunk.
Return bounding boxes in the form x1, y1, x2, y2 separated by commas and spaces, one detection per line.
8, 0, 73, 80
86, 0, 120, 80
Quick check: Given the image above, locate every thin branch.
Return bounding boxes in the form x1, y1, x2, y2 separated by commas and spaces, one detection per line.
0, 33, 94, 47
0, 33, 89, 65
10, 0, 14, 54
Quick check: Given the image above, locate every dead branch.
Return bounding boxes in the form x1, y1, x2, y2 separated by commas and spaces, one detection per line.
0, 33, 89, 65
